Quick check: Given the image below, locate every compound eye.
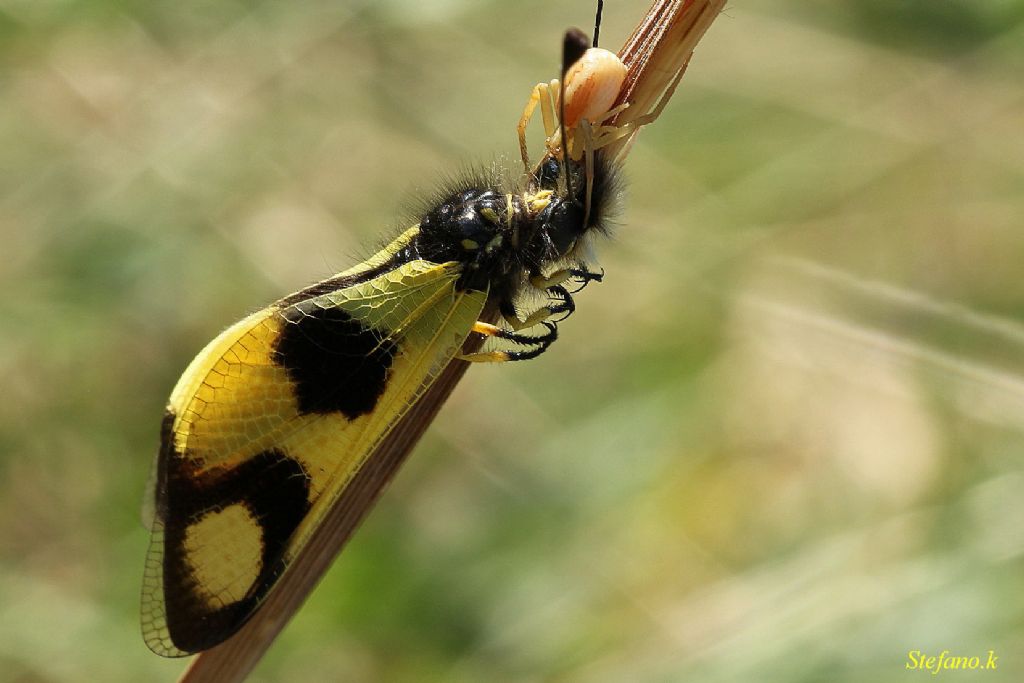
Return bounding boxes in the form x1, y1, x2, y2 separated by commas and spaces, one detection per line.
562, 47, 627, 128
542, 199, 585, 256
536, 158, 562, 190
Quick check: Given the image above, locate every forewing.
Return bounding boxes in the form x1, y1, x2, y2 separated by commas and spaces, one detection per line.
142, 258, 486, 656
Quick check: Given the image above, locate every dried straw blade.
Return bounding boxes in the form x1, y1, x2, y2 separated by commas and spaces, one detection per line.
605, 0, 726, 160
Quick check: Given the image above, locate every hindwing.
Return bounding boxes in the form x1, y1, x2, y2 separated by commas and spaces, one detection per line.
142, 255, 486, 656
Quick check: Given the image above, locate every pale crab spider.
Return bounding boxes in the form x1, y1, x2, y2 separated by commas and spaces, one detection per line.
517, 32, 691, 226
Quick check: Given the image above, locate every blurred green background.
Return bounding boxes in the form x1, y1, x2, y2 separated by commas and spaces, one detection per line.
2, 0, 1023, 681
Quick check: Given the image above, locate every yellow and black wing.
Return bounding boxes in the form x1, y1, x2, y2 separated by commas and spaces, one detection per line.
141, 243, 487, 656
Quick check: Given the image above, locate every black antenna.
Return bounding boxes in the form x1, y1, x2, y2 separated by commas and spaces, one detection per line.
593, 0, 604, 47
560, 28, 589, 202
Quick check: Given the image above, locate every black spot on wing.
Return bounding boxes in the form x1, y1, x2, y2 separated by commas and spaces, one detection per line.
152, 409, 177, 523
272, 303, 398, 419
161, 445, 311, 654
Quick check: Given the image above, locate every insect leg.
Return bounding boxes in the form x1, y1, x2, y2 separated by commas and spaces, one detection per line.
499, 271, 575, 330
565, 267, 604, 294
532, 268, 602, 291
517, 83, 545, 173
545, 285, 575, 323
460, 321, 558, 363
577, 118, 595, 228
502, 266, 602, 331
462, 261, 604, 363
517, 80, 562, 174
537, 80, 562, 158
